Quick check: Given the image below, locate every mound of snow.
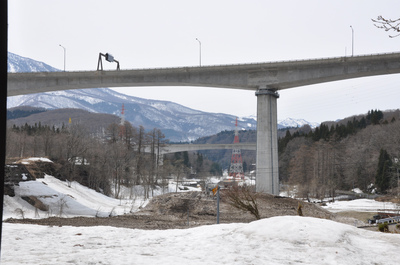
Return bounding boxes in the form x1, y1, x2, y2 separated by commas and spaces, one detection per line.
17, 157, 53, 164
2, 216, 400, 264
352, 188, 363, 194
3, 175, 146, 219
322, 199, 399, 213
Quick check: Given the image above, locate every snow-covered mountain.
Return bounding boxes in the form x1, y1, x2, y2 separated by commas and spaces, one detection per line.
8, 87, 259, 142
278, 117, 320, 129
7, 52, 259, 141
7, 52, 318, 141
7, 52, 59, 73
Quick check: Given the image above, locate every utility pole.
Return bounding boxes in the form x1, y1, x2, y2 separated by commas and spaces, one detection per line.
217, 186, 220, 224
397, 167, 399, 196
212, 185, 220, 224
196, 38, 201, 66
395, 158, 399, 196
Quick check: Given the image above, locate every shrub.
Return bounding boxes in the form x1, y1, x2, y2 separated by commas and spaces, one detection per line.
297, 202, 303, 216
378, 222, 389, 232
224, 185, 260, 220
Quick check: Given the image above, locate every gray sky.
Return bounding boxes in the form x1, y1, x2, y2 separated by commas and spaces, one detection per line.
8, 0, 400, 123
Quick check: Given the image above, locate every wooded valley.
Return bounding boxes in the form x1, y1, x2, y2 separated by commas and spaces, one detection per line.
6, 107, 400, 200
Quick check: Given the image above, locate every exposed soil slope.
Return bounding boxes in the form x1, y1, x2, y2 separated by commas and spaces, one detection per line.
5, 191, 341, 229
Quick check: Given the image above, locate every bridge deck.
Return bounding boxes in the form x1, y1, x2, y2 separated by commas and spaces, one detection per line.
7, 52, 400, 96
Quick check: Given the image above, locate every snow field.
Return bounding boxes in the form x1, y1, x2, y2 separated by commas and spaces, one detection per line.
2, 216, 400, 265
322, 198, 400, 213
2, 159, 400, 264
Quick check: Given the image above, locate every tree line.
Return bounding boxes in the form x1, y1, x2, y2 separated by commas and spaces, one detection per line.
278, 110, 400, 199
6, 121, 222, 199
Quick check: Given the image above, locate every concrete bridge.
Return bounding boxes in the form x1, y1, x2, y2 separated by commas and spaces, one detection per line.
146, 143, 257, 154
8, 52, 400, 195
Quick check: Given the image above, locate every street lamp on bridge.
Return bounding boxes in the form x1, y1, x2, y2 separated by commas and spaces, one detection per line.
59, 44, 66, 71
350, 25, 354, 57
196, 38, 202, 66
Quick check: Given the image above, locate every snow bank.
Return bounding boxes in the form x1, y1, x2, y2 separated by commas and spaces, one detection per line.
1, 216, 399, 264
18, 157, 53, 164
322, 198, 399, 213
3, 175, 145, 219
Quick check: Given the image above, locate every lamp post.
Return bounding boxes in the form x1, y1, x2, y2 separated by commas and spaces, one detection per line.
59, 44, 66, 71
397, 167, 399, 196
395, 158, 399, 196
196, 38, 201, 66
350, 26, 354, 57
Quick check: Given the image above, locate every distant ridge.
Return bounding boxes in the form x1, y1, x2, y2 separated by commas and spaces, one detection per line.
278, 117, 320, 129
7, 52, 59, 73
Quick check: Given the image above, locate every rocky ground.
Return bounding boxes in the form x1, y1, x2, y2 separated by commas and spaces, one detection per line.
5, 191, 360, 230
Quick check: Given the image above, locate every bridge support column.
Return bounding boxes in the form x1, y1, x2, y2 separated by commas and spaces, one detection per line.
255, 89, 279, 195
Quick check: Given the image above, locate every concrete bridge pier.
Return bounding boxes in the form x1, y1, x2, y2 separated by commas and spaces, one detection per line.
255, 88, 279, 195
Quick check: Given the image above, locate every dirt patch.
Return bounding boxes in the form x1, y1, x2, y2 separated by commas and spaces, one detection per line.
21, 196, 49, 211
5, 191, 338, 229
375, 195, 400, 204
336, 211, 376, 223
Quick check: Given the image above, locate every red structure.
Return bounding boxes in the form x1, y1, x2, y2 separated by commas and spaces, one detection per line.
119, 104, 126, 138
229, 117, 244, 178
120, 103, 125, 125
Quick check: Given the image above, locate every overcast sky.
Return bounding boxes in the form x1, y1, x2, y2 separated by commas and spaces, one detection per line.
8, 0, 400, 123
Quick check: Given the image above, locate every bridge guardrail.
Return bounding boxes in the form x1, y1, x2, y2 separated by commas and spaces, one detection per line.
8, 51, 400, 74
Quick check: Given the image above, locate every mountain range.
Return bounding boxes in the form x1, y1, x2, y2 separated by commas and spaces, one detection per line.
7, 52, 319, 141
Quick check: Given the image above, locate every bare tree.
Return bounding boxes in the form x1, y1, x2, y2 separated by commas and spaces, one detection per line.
64, 123, 91, 186
106, 123, 120, 144
107, 141, 132, 198
85, 137, 111, 195
134, 126, 147, 185
288, 143, 314, 201
6, 127, 20, 158
372, 16, 400, 38
41, 127, 54, 157
224, 185, 260, 220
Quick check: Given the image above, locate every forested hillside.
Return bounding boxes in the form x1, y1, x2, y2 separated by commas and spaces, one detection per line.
6, 104, 400, 199
7, 107, 122, 134
6, 118, 220, 198
7, 106, 47, 120
279, 109, 400, 199
194, 109, 400, 199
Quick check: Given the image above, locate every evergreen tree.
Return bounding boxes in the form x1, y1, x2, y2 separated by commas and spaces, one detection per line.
195, 153, 203, 173
278, 130, 292, 153
367, 109, 383, 125
243, 161, 247, 173
359, 117, 367, 129
375, 149, 392, 193
183, 151, 190, 167
210, 162, 222, 176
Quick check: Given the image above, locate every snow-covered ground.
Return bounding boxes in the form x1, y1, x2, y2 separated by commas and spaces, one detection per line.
322, 199, 400, 213
3, 174, 205, 220
2, 216, 400, 264
3, 175, 148, 219
2, 158, 400, 264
